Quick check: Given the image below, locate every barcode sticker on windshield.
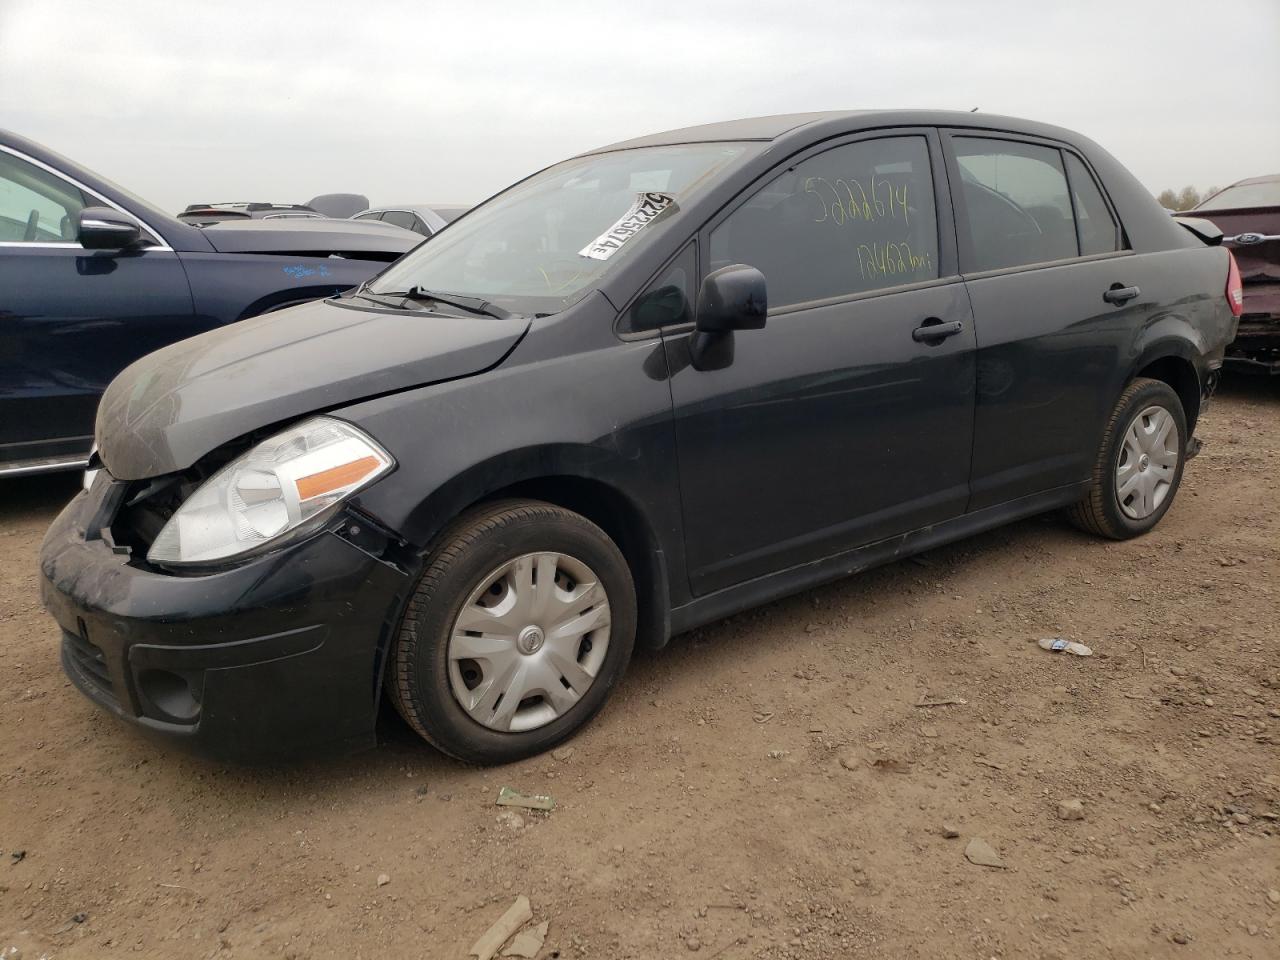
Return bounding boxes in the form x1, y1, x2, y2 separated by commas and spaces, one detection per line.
579, 192, 676, 260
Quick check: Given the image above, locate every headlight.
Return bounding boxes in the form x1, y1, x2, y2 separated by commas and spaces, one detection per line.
147, 417, 393, 566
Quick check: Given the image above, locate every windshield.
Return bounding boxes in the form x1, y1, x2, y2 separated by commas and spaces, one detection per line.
368, 143, 747, 313
1198, 179, 1280, 210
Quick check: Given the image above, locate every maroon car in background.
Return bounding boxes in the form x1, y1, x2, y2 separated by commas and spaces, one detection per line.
1190, 174, 1280, 374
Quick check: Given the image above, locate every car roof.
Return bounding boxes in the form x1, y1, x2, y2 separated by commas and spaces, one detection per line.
581, 109, 1081, 154
363, 204, 466, 216
1224, 173, 1280, 187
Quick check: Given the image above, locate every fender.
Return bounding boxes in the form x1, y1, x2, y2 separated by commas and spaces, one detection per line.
1126, 317, 1205, 383
361, 443, 677, 651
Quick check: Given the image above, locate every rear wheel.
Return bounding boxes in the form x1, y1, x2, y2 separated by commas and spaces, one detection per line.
1068, 377, 1187, 539
387, 499, 636, 764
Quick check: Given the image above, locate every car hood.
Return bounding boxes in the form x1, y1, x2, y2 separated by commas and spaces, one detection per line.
200, 218, 421, 256
95, 298, 531, 480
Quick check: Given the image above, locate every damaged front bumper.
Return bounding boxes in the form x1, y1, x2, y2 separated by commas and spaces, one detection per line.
39, 476, 411, 759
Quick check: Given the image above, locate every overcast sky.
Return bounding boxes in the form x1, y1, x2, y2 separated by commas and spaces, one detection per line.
2, 0, 1276, 212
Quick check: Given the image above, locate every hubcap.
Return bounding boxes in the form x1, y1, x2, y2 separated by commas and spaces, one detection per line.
447, 552, 611, 733
1115, 404, 1179, 520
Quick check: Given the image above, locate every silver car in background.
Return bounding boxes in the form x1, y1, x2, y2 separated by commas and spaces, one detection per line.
352, 203, 469, 237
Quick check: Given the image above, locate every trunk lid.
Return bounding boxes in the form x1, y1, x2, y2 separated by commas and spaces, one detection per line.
1191, 207, 1280, 285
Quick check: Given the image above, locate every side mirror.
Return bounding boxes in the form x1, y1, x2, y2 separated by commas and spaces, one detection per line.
77, 206, 145, 250
690, 264, 767, 371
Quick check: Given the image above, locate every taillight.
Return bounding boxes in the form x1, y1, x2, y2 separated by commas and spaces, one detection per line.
1226, 250, 1244, 317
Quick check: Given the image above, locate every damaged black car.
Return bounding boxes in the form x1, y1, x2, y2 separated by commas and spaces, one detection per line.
40, 111, 1238, 764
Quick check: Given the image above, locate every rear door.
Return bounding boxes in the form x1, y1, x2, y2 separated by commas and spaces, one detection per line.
0, 146, 195, 470
662, 130, 977, 596
942, 132, 1153, 509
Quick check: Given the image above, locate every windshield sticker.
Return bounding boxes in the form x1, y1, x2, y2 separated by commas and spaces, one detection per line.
579, 192, 676, 261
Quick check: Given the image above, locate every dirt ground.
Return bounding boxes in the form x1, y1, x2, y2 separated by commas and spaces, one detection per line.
1, 378, 1278, 960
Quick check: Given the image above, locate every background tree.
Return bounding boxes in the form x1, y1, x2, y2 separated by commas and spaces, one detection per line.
1155, 186, 1212, 211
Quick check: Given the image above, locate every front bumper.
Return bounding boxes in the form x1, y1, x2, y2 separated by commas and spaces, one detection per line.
39, 481, 412, 760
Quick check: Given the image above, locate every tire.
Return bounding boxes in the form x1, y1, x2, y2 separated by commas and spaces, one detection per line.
387, 499, 636, 764
1068, 377, 1188, 540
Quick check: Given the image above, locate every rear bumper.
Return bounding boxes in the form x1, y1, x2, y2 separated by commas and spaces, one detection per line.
40, 486, 412, 760
1224, 354, 1280, 375
1225, 283, 1280, 373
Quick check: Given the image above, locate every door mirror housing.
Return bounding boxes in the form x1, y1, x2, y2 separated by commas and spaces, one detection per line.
690, 264, 767, 370
77, 206, 146, 250
696, 264, 767, 332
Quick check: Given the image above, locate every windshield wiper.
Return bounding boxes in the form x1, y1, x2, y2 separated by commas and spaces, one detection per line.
371, 286, 513, 320
345, 282, 413, 310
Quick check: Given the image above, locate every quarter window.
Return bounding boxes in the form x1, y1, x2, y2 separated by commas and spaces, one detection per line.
0, 151, 89, 243
624, 242, 694, 333
1064, 153, 1121, 256
709, 137, 940, 309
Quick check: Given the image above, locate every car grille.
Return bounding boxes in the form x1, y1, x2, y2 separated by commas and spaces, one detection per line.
62, 628, 116, 702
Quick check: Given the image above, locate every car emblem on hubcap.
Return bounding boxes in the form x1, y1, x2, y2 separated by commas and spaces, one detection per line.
517, 625, 546, 655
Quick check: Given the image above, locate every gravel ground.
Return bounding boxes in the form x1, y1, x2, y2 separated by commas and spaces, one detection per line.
1, 377, 1278, 960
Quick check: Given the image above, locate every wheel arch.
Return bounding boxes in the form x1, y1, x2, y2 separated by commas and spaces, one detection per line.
472, 475, 671, 651
380, 446, 676, 653
1131, 349, 1202, 434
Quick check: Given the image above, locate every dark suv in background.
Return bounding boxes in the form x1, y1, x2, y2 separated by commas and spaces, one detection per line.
40, 111, 1238, 764
0, 130, 420, 477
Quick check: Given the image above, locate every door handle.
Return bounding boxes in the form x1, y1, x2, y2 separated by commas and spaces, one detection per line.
912, 318, 964, 344
1103, 284, 1140, 305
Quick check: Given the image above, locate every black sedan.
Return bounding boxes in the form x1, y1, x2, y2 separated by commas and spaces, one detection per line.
0, 130, 421, 477
41, 111, 1237, 764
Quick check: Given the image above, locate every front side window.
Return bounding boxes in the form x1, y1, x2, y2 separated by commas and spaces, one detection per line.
954, 138, 1086, 271
709, 136, 940, 309
369, 143, 748, 314
0, 151, 89, 243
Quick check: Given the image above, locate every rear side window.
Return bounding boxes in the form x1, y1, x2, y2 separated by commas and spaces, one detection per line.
954, 138, 1077, 271
1064, 153, 1120, 256
710, 136, 940, 309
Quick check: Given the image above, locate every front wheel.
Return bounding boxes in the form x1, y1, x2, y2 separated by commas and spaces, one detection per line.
387, 499, 636, 764
1068, 377, 1188, 540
